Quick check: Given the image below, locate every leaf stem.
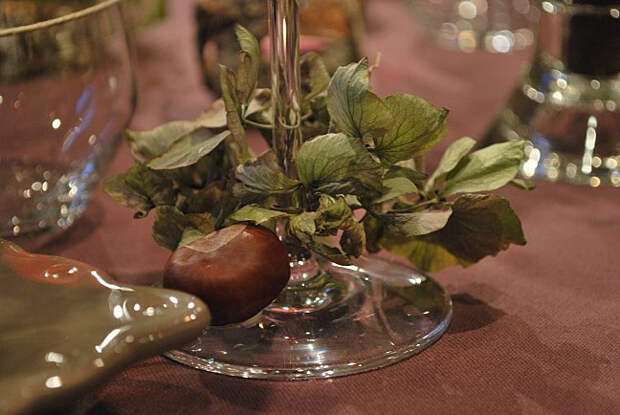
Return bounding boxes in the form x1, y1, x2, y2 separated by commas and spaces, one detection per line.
243, 118, 273, 129
414, 198, 441, 210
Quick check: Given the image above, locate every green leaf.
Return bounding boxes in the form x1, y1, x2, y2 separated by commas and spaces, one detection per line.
296, 133, 382, 197
384, 165, 427, 184
227, 205, 289, 226
327, 58, 392, 140
126, 122, 195, 160
340, 220, 365, 257
435, 193, 525, 261
177, 180, 221, 210
152, 207, 185, 251
103, 163, 175, 218
302, 95, 330, 138
197, 99, 228, 128
185, 212, 216, 234
310, 95, 330, 126
125, 100, 227, 161
314, 195, 365, 257
382, 194, 525, 272
425, 136, 476, 191
245, 89, 271, 118
165, 150, 225, 189
510, 178, 536, 191
302, 52, 330, 102
234, 25, 260, 105
381, 236, 471, 273
315, 195, 352, 233
343, 194, 363, 209
147, 130, 231, 170
103, 176, 151, 219
374, 177, 418, 204
363, 214, 384, 254
236, 150, 301, 197
234, 25, 260, 70
387, 209, 452, 236
178, 228, 206, 248
220, 64, 252, 164
288, 212, 317, 243
374, 94, 448, 164
152, 206, 215, 251
236, 53, 254, 106
311, 241, 352, 265
442, 141, 525, 197
288, 211, 352, 265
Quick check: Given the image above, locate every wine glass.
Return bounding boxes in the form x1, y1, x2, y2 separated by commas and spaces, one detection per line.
166, 0, 452, 380
0, 0, 135, 240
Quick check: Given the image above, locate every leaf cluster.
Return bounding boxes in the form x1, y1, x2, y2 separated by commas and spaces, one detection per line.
104, 26, 531, 272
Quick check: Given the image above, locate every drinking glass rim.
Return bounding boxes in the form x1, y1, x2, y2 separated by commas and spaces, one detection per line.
0, 0, 123, 38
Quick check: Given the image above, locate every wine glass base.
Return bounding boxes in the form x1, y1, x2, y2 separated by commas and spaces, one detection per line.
165, 256, 452, 380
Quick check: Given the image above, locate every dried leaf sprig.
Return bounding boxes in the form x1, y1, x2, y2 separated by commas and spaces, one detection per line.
105, 25, 531, 272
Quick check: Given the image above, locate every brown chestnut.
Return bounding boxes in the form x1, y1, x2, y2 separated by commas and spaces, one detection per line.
163, 225, 290, 325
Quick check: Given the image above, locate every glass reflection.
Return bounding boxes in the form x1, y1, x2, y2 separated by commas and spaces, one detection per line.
0, 0, 136, 238
0, 239, 209, 412
484, 0, 620, 186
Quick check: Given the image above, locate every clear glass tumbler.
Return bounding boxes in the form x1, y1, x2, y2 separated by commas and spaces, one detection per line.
484, 0, 620, 186
0, 0, 135, 238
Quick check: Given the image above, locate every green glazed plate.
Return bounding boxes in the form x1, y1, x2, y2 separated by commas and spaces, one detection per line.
0, 240, 210, 414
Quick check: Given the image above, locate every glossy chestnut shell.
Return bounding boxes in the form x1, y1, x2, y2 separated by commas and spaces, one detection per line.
163, 225, 290, 325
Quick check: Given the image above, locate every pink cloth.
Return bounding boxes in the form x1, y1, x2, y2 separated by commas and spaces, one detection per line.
44, 1, 619, 413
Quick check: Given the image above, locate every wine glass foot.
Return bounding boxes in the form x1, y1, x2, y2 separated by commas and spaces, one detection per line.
165, 256, 452, 380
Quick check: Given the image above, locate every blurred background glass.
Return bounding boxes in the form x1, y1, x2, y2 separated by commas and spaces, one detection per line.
195, 0, 365, 94
0, 0, 135, 239
403, 0, 540, 53
125, 0, 167, 28
484, 0, 620, 186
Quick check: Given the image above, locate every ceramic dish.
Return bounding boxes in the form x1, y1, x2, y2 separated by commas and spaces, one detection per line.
0, 240, 210, 414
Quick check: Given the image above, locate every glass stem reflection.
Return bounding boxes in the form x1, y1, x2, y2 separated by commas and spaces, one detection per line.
268, 0, 302, 178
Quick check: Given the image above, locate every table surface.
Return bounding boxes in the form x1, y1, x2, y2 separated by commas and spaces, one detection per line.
42, 1, 620, 414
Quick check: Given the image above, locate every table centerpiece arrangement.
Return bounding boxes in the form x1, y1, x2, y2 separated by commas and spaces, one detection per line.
105, 0, 530, 380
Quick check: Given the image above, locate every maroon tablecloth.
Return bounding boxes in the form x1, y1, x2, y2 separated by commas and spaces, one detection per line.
44, 1, 619, 413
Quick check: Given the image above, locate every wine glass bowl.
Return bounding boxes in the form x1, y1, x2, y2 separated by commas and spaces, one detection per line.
0, 0, 135, 238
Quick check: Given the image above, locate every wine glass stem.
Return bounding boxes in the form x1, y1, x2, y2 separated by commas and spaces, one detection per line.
268, 0, 302, 177
268, 1, 321, 285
